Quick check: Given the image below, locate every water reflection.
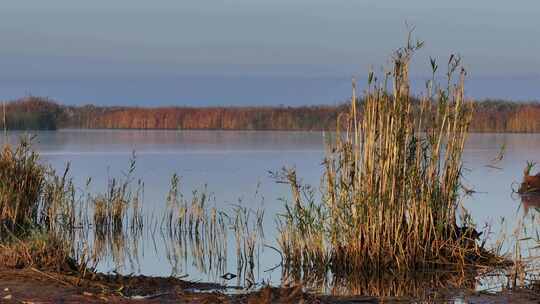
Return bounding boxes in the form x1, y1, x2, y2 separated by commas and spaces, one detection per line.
322, 272, 477, 300
67, 182, 266, 289
3, 130, 540, 299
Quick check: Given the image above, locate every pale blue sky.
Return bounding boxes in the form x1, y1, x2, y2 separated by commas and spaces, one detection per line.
0, 0, 538, 105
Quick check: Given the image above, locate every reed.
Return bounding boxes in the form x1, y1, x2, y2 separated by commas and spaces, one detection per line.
231, 205, 264, 287
0, 137, 45, 232
0, 138, 265, 284
92, 153, 138, 233
277, 39, 504, 277
0, 137, 83, 272
88, 153, 144, 270
41, 164, 77, 233
163, 177, 229, 277
161, 174, 266, 283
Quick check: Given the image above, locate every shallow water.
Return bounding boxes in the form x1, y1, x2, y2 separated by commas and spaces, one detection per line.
2, 130, 539, 297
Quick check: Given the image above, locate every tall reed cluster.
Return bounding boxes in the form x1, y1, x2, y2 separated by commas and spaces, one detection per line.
278, 40, 500, 276
0, 138, 45, 231
0, 137, 76, 235
0, 137, 78, 270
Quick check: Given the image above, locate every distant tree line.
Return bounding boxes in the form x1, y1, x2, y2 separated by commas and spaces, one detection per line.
62, 103, 346, 131
2, 97, 62, 130
3, 96, 540, 132
469, 100, 540, 132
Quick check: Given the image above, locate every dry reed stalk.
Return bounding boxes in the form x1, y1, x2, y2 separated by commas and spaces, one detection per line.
277, 38, 504, 278
0, 138, 45, 231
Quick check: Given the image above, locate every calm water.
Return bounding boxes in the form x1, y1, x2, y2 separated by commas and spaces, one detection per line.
2, 130, 539, 295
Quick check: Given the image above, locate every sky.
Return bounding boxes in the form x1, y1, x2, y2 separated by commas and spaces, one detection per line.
0, 0, 538, 106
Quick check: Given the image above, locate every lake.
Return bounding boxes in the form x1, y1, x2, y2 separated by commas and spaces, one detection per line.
1, 130, 538, 296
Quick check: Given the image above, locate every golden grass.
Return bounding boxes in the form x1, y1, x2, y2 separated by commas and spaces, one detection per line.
0, 231, 76, 272
0, 138, 45, 231
0, 137, 83, 272
277, 39, 505, 277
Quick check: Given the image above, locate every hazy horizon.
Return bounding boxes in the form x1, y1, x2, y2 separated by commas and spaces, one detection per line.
1, 0, 538, 106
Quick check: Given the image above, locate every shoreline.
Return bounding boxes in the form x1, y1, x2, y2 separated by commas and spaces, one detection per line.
1, 269, 539, 303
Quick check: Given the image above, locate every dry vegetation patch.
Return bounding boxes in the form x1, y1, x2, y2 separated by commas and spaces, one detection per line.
276, 39, 507, 279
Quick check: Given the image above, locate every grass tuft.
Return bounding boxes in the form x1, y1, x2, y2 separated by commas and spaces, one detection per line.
277, 38, 505, 278
0, 137, 45, 232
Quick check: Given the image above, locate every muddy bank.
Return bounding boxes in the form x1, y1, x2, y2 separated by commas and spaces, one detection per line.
0, 268, 324, 303
2, 269, 540, 303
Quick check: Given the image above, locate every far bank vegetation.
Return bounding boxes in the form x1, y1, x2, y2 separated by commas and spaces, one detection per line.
3, 96, 540, 132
